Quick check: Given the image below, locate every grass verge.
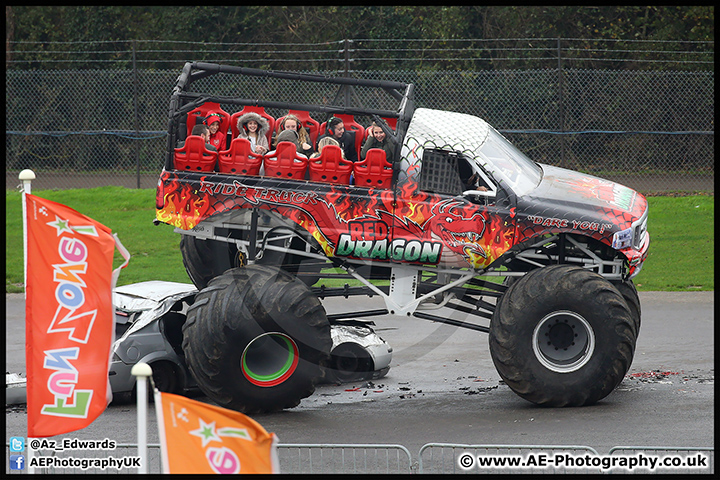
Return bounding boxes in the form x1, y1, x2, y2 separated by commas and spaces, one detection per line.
6, 187, 183, 292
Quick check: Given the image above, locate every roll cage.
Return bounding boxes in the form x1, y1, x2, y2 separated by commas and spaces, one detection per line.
164, 62, 415, 172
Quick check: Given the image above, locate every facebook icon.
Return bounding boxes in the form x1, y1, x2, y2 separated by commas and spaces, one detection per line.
10, 454, 25, 470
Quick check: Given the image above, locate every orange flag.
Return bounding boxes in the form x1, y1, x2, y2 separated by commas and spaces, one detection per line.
24, 193, 129, 437
155, 391, 280, 474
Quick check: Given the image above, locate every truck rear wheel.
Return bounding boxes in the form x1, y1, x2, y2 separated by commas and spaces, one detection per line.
180, 233, 321, 289
180, 235, 236, 290
181, 265, 331, 413
489, 265, 636, 407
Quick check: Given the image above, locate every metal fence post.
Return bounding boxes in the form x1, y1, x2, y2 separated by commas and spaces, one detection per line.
132, 40, 140, 188
557, 38, 566, 169
343, 38, 352, 106
343, 38, 351, 78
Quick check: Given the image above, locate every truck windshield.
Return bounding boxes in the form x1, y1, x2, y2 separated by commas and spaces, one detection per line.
474, 127, 543, 196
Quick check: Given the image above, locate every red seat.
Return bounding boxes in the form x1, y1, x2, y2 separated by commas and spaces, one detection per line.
218, 138, 263, 175
381, 117, 398, 130
230, 106, 276, 144
354, 148, 393, 189
186, 102, 230, 138
320, 114, 364, 159
308, 145, 353, 184
174, 136, 218, 172
276, 110, 321, 146
263, 142, 308, 180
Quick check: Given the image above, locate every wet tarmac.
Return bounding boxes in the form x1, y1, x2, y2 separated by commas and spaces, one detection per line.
5, 290, 713, 460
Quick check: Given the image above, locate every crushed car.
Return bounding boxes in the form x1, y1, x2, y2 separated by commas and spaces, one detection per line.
110, 281, 392, 402
110, 281, 198, 402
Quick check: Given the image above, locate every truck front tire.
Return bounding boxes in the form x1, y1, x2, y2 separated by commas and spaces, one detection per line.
181, 265, 331, 413
489, 265, 637, 407
613, 279, 642, 336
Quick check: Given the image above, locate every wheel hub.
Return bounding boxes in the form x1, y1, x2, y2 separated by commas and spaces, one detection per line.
532, 311, 595, 373
547, 322, 575, 350
241, 332, 299, 387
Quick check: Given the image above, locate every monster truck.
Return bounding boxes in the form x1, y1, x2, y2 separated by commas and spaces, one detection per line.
155, 62, 649, 413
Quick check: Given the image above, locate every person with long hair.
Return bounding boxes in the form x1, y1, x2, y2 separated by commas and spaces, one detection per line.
361, 120, 395, 163
311, 136, 345, 159
275, 114, 314, 157
235, 111, 270, 154
316, 117, 358, 162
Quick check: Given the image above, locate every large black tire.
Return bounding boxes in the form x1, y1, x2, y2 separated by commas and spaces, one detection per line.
613, 279, 642, 337
181, 265, 331, 413
489, 265, 637, 407
180, 235, 236, 290
180, 233, 321, 289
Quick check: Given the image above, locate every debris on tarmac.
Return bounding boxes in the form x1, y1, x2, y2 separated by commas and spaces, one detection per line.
463, 384, 499, 395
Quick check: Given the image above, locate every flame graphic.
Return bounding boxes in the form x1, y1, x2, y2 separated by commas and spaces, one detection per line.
487, 215, 515, 262
156, 177, 215, 230
156, 170, 521, 269
463, 248, 487, 269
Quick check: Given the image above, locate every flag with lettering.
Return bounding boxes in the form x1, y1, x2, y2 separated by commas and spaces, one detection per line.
155, 391, 280, 474
24, 193, 129, 437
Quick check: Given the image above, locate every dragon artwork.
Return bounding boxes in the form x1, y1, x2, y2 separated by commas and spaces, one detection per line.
334, 198, 494, 269
156, 171, 517, 271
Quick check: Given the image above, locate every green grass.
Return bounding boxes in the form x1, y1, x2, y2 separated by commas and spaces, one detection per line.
5, 188, 714, 293
631, 195, 714, 291
6, 187, 186, 293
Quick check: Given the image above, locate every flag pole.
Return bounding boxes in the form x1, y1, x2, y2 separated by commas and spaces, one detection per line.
19, 169, 35, 292
132, 362, 153, 474
19, 169, 36, 474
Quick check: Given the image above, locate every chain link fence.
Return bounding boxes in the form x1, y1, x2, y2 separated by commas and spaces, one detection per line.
6, 64, 713, 193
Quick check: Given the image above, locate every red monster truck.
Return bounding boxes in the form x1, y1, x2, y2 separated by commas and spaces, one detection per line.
155, 63, 649, 413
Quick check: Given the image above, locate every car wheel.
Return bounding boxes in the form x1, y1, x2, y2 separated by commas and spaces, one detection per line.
327, 343, 374, 383
151, 361, 182, 395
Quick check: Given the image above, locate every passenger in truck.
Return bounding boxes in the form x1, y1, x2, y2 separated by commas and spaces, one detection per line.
275, 114, 315, 158
317, 117, 358, 162
177, 124, 217, 152
311, 137, 346, 159
265, 129, 306, 159
235, 111, 270, 155
361, 120, 395, 164
204, 112, 226, 152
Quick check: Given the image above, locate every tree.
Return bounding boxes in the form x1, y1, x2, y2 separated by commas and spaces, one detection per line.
6, 6, 714, 71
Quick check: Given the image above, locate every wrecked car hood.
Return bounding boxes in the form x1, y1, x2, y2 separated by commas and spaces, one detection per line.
113, 281, 197, 342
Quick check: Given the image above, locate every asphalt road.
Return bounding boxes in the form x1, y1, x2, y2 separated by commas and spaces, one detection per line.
5, 291, 714, 472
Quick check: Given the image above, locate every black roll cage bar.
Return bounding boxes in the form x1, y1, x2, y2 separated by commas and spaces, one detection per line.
165, 62, 416, 171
